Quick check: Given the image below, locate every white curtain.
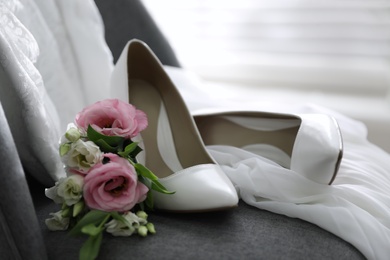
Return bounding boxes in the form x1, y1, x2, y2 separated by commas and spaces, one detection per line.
142, 0, 390, 96
142, 0, 390, 152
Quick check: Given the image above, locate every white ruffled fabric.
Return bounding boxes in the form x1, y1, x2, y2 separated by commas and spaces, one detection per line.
208, 119, 390, 260
1, 0, 390, 259
0, 0, 112, 184
166, 66, 390, 259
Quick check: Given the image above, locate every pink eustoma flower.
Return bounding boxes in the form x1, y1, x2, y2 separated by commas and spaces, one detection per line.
75, 99, 148, 139
83, 153, 148, 212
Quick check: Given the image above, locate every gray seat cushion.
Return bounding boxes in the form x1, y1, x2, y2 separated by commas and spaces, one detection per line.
31, 182, 364, 259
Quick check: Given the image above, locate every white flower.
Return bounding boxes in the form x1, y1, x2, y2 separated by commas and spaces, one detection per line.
45, 181, 63, 204
62, 139, 102, 172
45, 211, 70, 231
105, 219, 135, 237
65, 127, 81, 142
125, 211, 148, 227
57, 175, 84, 206
105, 212, 147, 237
45, 175, 84, 205
59, 123, 81, 146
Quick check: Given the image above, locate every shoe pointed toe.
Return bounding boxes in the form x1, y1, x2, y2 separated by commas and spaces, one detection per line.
153, 164, 239, 212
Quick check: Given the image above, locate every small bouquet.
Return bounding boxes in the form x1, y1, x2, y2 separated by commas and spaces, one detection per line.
45, 99, 173, 260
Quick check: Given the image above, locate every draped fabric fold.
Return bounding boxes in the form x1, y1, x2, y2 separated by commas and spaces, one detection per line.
0, 0, 62, 185
165, 66, 390, 260
0, 0, 113, 184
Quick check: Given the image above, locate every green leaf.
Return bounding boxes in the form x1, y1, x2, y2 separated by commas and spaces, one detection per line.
110, 212, 133, 229
79, 232, 103, 260
134, 163, 159, 181
134, 163, 175, 195
69, 210, 109, 236
110, 212, 127, 224
145, 191, 154, 209
138, 202, 145, 211
118, 142, 139, 158
130, 145, 142, 158
81, 223, 102, 236
61, 208, 71, 218
109, 211, 124, 221
87, 125, 124, 146
151, 181, 175, 195
93, 139, 121, 153
87, 125, 125, 153
137, 175, 150, 187
73, 201, 85, 217
124, 142, 139, 153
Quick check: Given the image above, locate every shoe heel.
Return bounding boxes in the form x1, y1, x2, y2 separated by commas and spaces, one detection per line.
194, 111, 343, 185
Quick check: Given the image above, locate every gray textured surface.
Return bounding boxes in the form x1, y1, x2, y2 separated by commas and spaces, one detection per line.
33, 188, 364, 260
0, 103, 47, 260
94, 0, 180, 67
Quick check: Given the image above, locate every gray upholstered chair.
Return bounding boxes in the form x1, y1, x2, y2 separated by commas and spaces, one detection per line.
0, 1, 365, 259
0, 103, 47, 260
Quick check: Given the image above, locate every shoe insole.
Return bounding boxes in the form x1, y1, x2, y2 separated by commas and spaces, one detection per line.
195, 116, 300, 157
128, 80, 213, 178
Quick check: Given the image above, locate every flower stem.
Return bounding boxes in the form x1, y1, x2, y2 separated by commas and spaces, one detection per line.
98, 213, 111, 230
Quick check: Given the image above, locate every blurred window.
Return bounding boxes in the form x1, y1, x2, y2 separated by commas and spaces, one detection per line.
142, 0, 390, 96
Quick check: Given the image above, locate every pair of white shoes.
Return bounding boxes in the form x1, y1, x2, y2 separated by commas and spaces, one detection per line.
111, 39, 343, 212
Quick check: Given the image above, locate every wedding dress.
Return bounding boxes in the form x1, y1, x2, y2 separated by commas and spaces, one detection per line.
164, 66, 390, 259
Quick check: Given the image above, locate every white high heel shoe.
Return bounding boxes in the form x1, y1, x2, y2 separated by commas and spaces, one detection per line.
194, 111, 343, 185
110, 39, 238, 212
